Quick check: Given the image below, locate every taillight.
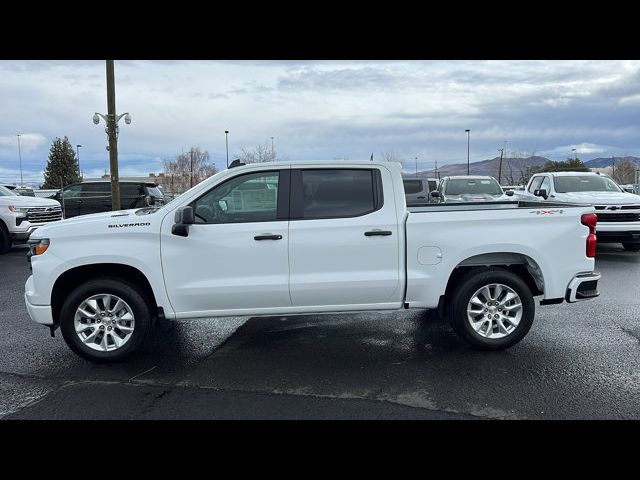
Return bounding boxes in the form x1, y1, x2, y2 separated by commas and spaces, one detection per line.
581, 213, 597, 258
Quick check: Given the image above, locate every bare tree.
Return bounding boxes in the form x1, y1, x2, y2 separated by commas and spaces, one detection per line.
612, 158, 638, 184
162, 147, 216, 194
381, 151, 402, 163
236, 140, 277, 163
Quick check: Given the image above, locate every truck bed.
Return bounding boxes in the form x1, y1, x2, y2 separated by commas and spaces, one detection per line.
407, 200, 583, 213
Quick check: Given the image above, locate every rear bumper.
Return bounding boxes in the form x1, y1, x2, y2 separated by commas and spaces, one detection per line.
565, 271, 601, 303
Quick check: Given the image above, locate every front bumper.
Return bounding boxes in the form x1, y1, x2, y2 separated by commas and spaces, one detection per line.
24, 275, 53, 325
565, 271, 601, 303
10, 225, 40, 242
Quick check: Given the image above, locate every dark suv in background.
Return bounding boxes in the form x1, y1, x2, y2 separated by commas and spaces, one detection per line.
54, 181, 165, 218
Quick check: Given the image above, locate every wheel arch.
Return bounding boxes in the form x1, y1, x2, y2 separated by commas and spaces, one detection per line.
51, 263, 158, 325
438, 252, 544, 315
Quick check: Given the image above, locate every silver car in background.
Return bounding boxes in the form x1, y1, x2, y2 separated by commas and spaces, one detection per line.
430, 175, 514, 203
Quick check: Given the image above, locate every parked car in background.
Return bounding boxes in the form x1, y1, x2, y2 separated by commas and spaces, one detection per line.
403, 178, 438, 205
0, 184, 62, 254
14, 187, 36, 197
430, 176, 514, 203
53, 181, 165, 218
522, 171, 640, 251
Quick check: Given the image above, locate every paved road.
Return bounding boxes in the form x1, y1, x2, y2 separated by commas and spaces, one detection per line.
1, 243, 639, 419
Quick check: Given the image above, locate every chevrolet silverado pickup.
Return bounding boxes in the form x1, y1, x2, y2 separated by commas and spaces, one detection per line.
24, 161, 601, 362
1, 185, 62, 254
521, 171, 640, 251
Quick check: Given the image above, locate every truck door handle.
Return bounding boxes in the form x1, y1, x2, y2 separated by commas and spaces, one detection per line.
254, 234, 282, 241
364, 230, 392, 236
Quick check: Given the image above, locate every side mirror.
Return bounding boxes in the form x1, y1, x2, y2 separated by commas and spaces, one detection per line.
430, 191, 441, 198
505, 190, 514, 196
534, 189, 548, 199
172, 206, 194, 237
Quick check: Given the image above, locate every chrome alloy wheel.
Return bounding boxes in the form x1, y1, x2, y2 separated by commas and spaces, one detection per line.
466, 283, 523, 339
73, 294, 135, 352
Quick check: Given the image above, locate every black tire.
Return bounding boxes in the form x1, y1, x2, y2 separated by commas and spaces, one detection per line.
622, 242, 640, 252
0, 222, 10, 254
59, 278, 151, 362
448, 268, 535, 350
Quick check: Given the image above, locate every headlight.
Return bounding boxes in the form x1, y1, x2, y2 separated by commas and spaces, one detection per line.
27, 238, 50, 256
8, 205, 29, 215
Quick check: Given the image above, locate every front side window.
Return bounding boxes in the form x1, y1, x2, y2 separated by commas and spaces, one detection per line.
528, 176, 543, 193
539, 177, 551, 193
62, 184, 83, 198
554, 175, 622, 193
192, 171, 279, 224
297, 169, 379, 219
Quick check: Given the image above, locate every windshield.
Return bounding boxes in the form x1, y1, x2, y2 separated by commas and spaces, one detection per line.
445, 178, 502, 195
0, 185, 17, 196
554, 175, 622, 193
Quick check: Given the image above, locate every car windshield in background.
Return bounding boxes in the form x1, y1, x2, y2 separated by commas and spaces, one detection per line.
403, 180, 423, 194
554, 176, 622, 193
146, 186, 163, 197
15, 188, 35, 197
0, 185, 17, 196
445, 178, 502, 195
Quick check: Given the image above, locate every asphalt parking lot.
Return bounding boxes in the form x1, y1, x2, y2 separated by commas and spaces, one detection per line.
1, 243, 639, 419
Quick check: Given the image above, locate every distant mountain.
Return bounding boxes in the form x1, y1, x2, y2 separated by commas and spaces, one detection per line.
404, 156, 550, 180
584, 156, 640, 168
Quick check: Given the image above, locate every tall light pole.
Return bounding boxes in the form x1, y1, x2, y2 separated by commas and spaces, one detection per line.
76, 144, 82, 179
16, 134, 23, 186
415, 157, 418, 177
92, 60, 132, 211
498, 148, 504, 185
225, 130, 229, 168
271, 136, 274, 160
465, 129, 471, 175
572, 148, 577, 160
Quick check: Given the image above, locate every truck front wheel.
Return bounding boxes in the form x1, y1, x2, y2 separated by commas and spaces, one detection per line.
0, 223, 10, 254
448, 268, 535, 350
59, 279, 151, 362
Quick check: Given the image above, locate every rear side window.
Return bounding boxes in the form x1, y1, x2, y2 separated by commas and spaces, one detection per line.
528, 176, 544, 193
292, 169, 382, 220
83, 183, 110, 195
403, 179, 423, 194
121, 184, 144, 196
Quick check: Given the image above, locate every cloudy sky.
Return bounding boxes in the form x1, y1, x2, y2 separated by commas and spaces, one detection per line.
1, 60, 639, 185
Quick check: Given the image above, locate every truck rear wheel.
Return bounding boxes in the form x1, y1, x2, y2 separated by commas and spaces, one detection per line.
448, 268, 535, 350
59, 278, 151, 362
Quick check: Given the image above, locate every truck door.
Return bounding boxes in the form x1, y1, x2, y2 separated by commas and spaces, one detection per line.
160, 169, 291, 316
288, 167, 401, 307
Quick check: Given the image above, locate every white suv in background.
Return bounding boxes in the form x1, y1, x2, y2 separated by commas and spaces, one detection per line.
0, 185, 62, 254
523, 171, 640, 251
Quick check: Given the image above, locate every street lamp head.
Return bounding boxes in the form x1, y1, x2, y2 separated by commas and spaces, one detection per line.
465, 129, 470, 133
92, 113, 100, 125
77, 144, 82, 148
225, 130, 229, 134
124, 114, 132, 125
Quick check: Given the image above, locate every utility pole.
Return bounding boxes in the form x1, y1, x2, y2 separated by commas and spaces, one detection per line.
225, 130, 229, 168
271, 136, 274, 160
76, 144, 82, 179
106, 60, 120, 211
17, 134, 23, 186
434, 159, 438, 178
190, 148, 194, 188
415, 157, 418, 177
498, 148, 504, 185
465, 129, 471, 175
612, 156, 615, 179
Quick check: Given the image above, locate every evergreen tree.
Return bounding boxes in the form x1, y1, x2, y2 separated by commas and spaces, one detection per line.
42, 137, 80, 188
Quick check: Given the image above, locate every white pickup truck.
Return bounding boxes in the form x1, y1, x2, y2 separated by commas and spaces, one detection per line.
521, 171, 640, 251
24, 161, 601, 362
1, 185, 62, 254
